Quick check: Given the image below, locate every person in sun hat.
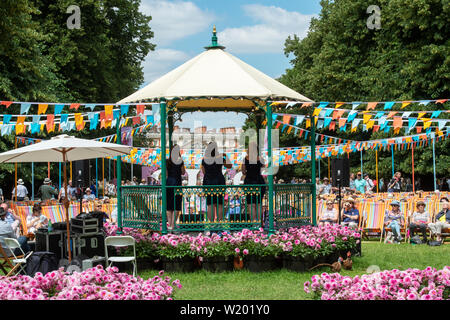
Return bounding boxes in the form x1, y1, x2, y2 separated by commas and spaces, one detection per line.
409, 200, 431, 243
319, 199, 338, 226
384, 200, 405, 243
83, 187, 96, 201
11, 179, 28, 201
341, 197, 360, 228
429, 197, 450, 242
38, 177, 58, 201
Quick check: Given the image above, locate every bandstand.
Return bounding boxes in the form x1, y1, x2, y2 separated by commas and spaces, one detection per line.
115, 28, 318, 234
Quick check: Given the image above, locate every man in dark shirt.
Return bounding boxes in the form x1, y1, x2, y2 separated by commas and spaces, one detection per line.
38, 178, 58, 201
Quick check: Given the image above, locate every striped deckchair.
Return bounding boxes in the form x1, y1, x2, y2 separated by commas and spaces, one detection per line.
14, 205, 32, 236
380, 200, 410, 243
362, 200, 385, 239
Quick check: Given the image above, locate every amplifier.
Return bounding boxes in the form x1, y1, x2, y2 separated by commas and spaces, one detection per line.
71, 217, 99, 234
35, 230, 65, 260
66, 233, 105, 258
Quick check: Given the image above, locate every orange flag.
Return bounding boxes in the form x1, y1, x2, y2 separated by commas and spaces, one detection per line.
335, 102, 345, 108
282, 115, 291, 124
367, 102, 377, 110
386, 111, 397, 118
393, 116, 403, 129
46, 114, 55, 133
105, 105, 114, 121
38, 104, 48, 115
70, 103, 81, 110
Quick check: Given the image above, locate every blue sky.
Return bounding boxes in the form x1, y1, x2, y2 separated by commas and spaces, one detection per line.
138, 0, 322, 128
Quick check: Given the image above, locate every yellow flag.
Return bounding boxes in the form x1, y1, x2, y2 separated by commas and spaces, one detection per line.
335, 102, 345, 108
305, 119, 311, 128
363, 114, 372, 124
401, 101, 412, 109
423, 118, 432, 129
417, 112, 426, 119
38, 104, 48, 115
312, 108, 321, 117
367, 120, 375, 130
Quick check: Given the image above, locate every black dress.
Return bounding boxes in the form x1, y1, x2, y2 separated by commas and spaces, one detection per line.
243, 157, 266, 204
166, 160, 183, 211
202, 156, 226, 205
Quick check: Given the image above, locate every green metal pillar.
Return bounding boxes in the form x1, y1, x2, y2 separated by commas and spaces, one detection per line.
116, 117, 123, 235
311, 115, 317, 226
168, 113, 174, 151
160, 99, 168, 235
266, 102, 275, 234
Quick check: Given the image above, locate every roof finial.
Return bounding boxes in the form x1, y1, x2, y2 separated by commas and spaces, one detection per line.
205, 25, 225, 50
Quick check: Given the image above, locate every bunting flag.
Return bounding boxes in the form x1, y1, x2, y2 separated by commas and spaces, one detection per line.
38, 104, 48, 115
20, 103, 31, 115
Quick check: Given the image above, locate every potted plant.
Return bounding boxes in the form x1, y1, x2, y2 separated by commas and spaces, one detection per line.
157, 240, 197, 273
242, 238, 282, 272
201, 241, 234, 272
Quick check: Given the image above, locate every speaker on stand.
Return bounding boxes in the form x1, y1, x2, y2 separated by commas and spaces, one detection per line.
72, 160, 89, 215
331, 158, 350, 224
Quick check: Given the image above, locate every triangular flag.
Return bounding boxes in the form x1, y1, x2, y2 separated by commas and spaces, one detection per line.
393, 116, 403, 129
363, 114, 372, 124
351, 102, 361, 110
435, 99, 447, 104
136, 104, 145, 115
367, 102, 377, 110
70, 103, 81, 110
105, 105, 114, 121
419, 100, 431, 105
335, 102, 345, 108
402, 112, 412, 118
407, 118, 418, 133
417, 112, 426, 119
386, 111, 397, 118
120, 105, 130, 116
85, 104, 96, 111
46, 114, 55, 133
384, 102, 395, 110
20, 103, 31, 115
1, 101, 13, 108
54, 104, 64, 115
295, 115, 305, 126
401, 101, 412, 109
38, 104, 48, 115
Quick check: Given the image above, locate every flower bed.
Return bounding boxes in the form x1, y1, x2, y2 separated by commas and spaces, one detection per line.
303, 266, 450, 300
0, 265, 182, 300
105, 223, 361, 273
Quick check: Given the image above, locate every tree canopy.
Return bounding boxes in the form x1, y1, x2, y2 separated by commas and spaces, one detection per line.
271, 0, 450, 188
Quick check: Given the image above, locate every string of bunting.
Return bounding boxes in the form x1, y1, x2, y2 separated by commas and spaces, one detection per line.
270, 98, 449, 111
273, 112, 450, 135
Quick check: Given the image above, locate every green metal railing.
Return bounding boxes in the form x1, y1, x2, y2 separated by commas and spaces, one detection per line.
121, 186, 162, 230
120, 183, 313, 233
273, 183, 313, 230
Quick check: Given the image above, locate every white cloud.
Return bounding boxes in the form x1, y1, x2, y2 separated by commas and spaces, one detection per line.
218, 4, 315, 54
142, 48, 191, 84
140, 0, 215, 46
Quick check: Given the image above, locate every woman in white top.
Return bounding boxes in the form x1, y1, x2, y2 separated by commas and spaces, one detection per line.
26, 203, 48, 236
409, 200, 431, 243
319, 200, 338, 226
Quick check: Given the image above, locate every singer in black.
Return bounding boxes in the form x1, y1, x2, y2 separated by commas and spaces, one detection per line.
166, 145, 186, 231
242, 142, 266, 221
201, 142, 232, 222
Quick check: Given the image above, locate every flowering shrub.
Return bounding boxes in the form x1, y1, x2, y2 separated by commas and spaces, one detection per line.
104, 223, 360, 262
0, 265, 182, 300
303, 266, 450, 300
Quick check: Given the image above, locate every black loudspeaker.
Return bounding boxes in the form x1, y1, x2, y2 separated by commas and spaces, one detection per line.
72, 160, 89, 188
331, 158, 350, 188
35, 230, 65, 260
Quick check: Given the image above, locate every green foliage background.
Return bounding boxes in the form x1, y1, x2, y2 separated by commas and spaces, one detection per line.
247, 0, 450, 188
0, 0, 154, 196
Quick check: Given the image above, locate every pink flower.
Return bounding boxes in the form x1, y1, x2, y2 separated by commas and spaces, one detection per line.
243, 249, 249, 255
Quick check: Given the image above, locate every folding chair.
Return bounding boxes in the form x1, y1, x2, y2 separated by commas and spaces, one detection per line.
105, 236, 137, 277
2, 238, 33, 276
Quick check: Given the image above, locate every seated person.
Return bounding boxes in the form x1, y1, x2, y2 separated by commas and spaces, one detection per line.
429, 197, 450, 242
83, 188, 96, 201
26, 203, 48, 236
319, 200, 338, 226
384, 200, 404, 243
409, 200, 431, 243
0, 207, 30, 255
88, 201, 110, 229
340, 198, 359, 228
1, 202, 21, 237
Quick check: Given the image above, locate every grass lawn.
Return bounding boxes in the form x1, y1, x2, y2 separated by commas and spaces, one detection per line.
139, 242, 450, 300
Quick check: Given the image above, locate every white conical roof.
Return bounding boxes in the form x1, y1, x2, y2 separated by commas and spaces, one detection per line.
118, 46, 311, 110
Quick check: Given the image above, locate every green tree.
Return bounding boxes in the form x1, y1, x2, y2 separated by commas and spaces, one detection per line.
268, 0, 450, 187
